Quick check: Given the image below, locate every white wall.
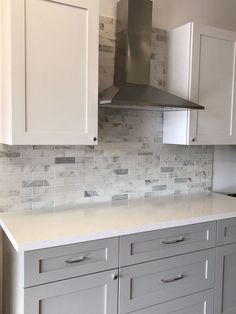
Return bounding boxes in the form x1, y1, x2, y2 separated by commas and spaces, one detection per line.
213, 146, 236, 193
100, 0, 117, 17
153, 0, 236, 31
100, 0, 236, 32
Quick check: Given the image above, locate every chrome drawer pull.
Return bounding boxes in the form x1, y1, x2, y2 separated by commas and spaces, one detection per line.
160, 274, 184, 284
65, 256, 87, 264
160, 236, 185, 245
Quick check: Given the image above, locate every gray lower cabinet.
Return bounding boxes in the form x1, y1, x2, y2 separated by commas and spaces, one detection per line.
124, 290, 214, 314
24, 270, 118, 314
4, 220, 236, 314
215, 243, 236, 314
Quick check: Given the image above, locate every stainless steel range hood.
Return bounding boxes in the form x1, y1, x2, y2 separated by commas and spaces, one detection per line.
99, 0, 204, 111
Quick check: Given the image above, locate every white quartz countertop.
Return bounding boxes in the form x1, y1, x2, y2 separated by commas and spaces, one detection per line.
1, 192, 236, 252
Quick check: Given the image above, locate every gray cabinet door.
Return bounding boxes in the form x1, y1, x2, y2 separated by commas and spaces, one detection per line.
215, 243, 236, 314
24, 270, 118, 314
124, 290, 214, 314
119, 249, 215, 314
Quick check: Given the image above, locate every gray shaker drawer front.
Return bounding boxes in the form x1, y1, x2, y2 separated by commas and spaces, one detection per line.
124, 290, 214, 314
217, 218, 236, 245
119, 249, 215, 314
24, 237, 119, 288
120, 222, 216, 266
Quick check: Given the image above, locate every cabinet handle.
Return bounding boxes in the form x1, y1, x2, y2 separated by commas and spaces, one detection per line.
160, 236, 185, 245
112, 273, 119, 280
65, 256, 87, 264
160, 274, 184, 284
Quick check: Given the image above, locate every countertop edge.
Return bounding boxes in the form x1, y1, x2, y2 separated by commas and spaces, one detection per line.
3, 210, 236, 253
0, 219, 20, 251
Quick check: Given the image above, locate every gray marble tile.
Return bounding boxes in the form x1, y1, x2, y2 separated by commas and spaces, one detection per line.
112, 194, 129, 201
55, 157, 75, 164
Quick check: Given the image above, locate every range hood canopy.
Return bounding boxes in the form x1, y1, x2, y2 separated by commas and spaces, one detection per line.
99, 0, 204, 111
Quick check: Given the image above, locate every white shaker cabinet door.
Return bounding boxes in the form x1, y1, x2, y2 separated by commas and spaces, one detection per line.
164, 23, 236, 145
191, 24, 236, 145
1, 0, 98, 145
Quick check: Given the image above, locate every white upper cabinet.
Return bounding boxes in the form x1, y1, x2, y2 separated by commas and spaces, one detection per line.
163, 23, 236, 145
0, 0, 98, 145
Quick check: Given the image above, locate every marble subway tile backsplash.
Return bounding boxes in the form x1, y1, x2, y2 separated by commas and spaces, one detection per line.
0, 111, 213, 211
0, 17, 213, 212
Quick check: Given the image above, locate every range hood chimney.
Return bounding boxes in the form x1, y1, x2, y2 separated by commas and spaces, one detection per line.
99, 0, 204, 111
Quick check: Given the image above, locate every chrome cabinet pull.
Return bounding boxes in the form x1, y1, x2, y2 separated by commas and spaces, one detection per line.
65, 256, 87, 264
160, 274, 184, 284
160, 236, 185, 245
